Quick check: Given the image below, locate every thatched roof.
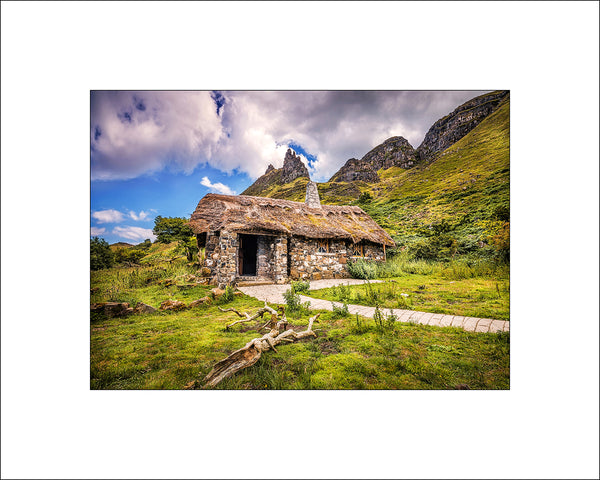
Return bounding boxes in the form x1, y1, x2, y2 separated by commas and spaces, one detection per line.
189, 194, 395, 247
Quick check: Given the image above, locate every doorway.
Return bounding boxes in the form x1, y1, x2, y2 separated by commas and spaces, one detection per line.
238, 234, 258, 276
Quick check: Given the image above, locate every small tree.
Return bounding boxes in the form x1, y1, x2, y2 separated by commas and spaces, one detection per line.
90, 237, 114, 270
153, 216, 197, 261
152, 216, 194, 244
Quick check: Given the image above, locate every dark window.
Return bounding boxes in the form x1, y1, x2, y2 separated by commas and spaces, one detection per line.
317, 239, 329, 253
351, 242, 364, 257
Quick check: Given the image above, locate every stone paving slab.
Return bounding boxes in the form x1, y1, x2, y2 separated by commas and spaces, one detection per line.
439, 315, 455, 327
238, 278, 509, 333
428, 314, 444, 327
475, 318, 494, 333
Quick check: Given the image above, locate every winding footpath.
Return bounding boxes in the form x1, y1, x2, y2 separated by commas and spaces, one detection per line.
238, 278, 509, 333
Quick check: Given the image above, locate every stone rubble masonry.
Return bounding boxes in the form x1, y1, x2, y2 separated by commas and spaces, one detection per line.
272, 235, 289, 284
198, 228, 387, 285
288, 237, 385, 281
256, 235, 274, 278
215, 230, 238, 287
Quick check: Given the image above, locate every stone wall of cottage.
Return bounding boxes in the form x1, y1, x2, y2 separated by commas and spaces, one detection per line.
272, 236, 288, 284
256, 235, 273, 278
200, 232, 220, 276
288, 237, 385, 281
200, 231, 289, 286
199, 231, 384, 285
361, 242, 386, 262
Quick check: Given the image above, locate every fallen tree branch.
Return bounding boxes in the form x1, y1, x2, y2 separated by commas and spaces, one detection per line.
219, 301, 281, 331
203, 307, 320, 388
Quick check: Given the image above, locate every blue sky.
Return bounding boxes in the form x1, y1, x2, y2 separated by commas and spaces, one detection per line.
90, 90, 489, 244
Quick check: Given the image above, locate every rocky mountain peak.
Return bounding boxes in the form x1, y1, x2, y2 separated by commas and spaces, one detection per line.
281, 148, 310, 183
241, 148, 310, 197
416, 90, 509, 163
328, 136, 416, 183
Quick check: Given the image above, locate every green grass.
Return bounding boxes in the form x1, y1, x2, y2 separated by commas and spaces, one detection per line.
310, 255, 509, 320
91, 294, 509, 389
91, 258, 509, 390
91, 299, 509, 389
308, 276, 509, 320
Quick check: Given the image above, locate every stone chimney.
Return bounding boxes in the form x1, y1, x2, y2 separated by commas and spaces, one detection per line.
305, 181, 321, 208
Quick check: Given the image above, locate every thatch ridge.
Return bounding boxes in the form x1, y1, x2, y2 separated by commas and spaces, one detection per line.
189, 193, 395, 247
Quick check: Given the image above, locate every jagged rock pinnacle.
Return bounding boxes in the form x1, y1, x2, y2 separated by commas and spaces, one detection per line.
281, 148, 310, 183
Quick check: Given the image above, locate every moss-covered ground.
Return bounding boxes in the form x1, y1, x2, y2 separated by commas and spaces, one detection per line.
91, 258, 509, 390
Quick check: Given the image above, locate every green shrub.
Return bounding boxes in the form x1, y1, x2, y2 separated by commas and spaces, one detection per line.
91, 237, 114, 270
347, 258, 378, 279
114, 247, 146, 264
332, 302, 350, 318
357, 191, 373, 204
331, 283, 351, 302
373, 306, 397, 334
219, 285, 235, 304
291, 280, 310, 294
283, 288, 310, 314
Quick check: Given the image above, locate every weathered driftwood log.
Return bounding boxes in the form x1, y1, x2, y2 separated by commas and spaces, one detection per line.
219, 301, 281, 330
204, 311, 320, 388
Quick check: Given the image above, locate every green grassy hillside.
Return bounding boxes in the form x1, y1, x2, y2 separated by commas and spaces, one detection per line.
244, 175, 311, 202
321, 96, 510, 258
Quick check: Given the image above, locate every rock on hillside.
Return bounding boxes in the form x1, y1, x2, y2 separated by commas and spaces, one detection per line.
242, 148, 309, 196
328, 136, 416, 183
281, 148, 310, 183
416, 90, 509, 163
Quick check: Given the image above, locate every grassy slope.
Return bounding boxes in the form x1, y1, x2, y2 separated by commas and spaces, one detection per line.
319, 97, 510, 245
91, 261, 509, 389
242, 170, 310, 202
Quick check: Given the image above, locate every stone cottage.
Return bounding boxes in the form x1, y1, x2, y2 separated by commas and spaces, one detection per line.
189, 182, 395, 287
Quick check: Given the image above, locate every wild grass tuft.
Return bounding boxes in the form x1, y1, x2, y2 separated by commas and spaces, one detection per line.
331, 301, 350, 318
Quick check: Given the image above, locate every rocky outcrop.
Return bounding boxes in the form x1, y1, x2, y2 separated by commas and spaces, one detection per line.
241, 149, 309, 196
280, 148, 309, 183
328, 136, 416, 183
328, 158, 380, 183
416, 90, 509, 163
134, 302, 157, 314
91, 302, 134, 318
159, 299, 186, 311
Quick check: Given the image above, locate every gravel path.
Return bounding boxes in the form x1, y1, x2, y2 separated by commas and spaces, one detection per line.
238, 279, 509, 333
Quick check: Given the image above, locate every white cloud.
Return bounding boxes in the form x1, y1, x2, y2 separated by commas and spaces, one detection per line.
128, 210, 150, 221
112, 226, 157, 242
200, 176, 236, 195
91, 90, 491, 183
92, 209, 125, 224
91, 91, 223, 180
90, 227, 106, 236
